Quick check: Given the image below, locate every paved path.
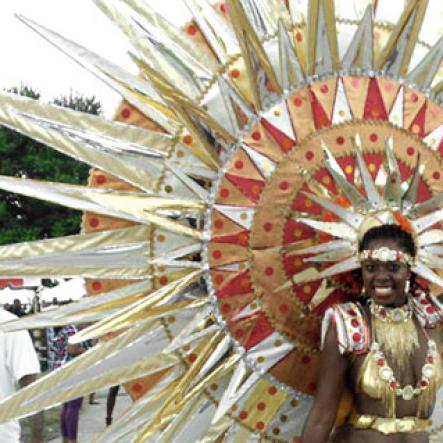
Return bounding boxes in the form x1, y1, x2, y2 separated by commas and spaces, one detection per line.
48, 389, 132, 443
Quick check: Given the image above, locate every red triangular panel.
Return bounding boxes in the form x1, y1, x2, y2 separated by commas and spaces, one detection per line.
216, 270, 253, 298
308, 87, 330, 129
408, 102, 427, 137
363, 78, 388, 120
243, 313, 274, 349
260, 118, 296, 153
225, 173, 265, 203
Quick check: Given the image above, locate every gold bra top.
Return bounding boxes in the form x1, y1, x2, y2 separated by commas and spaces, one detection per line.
356, 344, 442, 400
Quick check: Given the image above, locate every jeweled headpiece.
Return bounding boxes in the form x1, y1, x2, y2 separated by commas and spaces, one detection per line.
359, 247, 413, 266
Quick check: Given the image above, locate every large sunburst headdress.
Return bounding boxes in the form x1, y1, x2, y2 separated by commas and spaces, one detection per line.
0, 1, 442, 442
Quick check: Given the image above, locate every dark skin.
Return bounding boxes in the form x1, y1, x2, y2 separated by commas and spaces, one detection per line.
301, 238, 442, 443
19, 374, 44, 443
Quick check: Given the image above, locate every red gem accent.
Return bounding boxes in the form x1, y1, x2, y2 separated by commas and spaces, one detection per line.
427, 356, 435, 363
239, 411, 248, 420
212, 250, 222, 259
389, 381, 398, 389
426, 306, 436, 314
252, 131, 261, 141
302, 355, 311, 364
183, 135, 193, 145
89, 217, 99, 228
421, 299, 430, 305
257, 402, 266, 411
159, 276, 169, 285
295, 32, 303, 42
265, 267, 274, 276
351, 319, 359, 328
231, 69, 240, 79
348, 309, 356, 316
279, 304, 288, 313
433, 171, 441, 180
220, 188, 230, 198
369, 133, 378, 142
256, 421, 265, 430
121, 108, 131, 119
188, 353, 197, 363
268, 386, 277, 395
420, 380, 429, 387
264, 222, 273, 231
96, 174, 107, 184
187, 25, 198, 36
380, 309, 387, 318
353, 333, 362, 342
294, 97, 303, 107
92, 281, 102, 291
377, 358, 385, 366
279, 181, 289, 190
235, 160, 244, 169
410, 93, 419, 103
220, 3, 228, 14
214, 219, 224, 229
406, 147, 415, 156
320, 84, 329, 94
336, 136, 345, 145
214, 275, 224, 285
305, 151, 314, 160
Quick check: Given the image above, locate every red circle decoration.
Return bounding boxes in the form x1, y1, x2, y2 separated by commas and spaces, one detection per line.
369, 133, 378, 142
294, 97, 303, 107
336, 136, 345, 145
96, 174, 107, 184
264, 222, 273, 231
92, 281, 102, 291
120, 108, 131, 119
406, 147, 415, 156
187, 25, 197, 36
252, 131, 261, 141
220, 188, 230, 198
89, 217, 99, 228
235, 160, 244, 169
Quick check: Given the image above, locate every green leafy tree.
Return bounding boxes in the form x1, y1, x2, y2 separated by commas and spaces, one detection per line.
0, 86, 101, 245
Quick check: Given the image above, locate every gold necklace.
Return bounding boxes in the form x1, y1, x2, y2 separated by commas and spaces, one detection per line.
370, 337, 438, 401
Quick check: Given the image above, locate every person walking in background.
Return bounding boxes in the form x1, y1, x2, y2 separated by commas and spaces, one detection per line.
0, 307, 43, 443
50, 324, 92, 443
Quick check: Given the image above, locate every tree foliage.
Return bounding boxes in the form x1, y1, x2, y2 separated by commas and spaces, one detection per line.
0, 86, 101, 245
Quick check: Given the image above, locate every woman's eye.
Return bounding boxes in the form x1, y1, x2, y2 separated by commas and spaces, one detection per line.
387, 263, 400, 272
364, 264, 375, 272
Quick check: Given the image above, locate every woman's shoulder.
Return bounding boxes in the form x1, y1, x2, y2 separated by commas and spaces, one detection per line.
321, 301, 370, 355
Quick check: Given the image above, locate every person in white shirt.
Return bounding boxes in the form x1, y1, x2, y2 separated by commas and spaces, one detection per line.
0, 308, 43, 443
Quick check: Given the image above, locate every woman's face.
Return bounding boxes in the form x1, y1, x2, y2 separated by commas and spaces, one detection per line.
361, 238, 411, 307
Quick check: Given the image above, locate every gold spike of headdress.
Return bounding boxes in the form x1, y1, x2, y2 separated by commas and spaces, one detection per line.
0, 1, 442, 442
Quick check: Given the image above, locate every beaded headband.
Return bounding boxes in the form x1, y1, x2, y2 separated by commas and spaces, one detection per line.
359, 247, 413, 266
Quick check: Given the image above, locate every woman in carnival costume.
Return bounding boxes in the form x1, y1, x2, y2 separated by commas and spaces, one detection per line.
0, 1, 442, 442
302, 224, 442, 442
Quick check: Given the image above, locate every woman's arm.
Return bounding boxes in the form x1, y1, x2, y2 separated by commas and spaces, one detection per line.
301, 323, 348, 443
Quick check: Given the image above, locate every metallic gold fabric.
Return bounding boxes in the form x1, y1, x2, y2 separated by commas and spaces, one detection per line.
350, 412, 431, 434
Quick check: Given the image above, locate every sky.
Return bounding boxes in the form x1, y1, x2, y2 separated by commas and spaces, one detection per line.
0, 1, 191, 117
